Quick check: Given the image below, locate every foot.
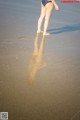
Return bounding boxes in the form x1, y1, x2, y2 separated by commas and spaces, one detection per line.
37, 31, 43, 34
43, 32, 50, 36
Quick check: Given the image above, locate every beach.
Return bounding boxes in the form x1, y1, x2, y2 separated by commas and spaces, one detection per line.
0, 0, 80, 120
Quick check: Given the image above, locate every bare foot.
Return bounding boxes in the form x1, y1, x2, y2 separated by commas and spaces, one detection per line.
43, 32, 50, 36
37, 31, 43, 34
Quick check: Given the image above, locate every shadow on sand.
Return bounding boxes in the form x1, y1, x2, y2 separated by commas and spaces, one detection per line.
48, 24, 80, 34
27, 33, 46, 84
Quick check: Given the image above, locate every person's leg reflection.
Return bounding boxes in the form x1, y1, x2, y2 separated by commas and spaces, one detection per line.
27, 34, 46, 84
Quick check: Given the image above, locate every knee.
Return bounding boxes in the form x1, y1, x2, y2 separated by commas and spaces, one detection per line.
40, 14, 45, 20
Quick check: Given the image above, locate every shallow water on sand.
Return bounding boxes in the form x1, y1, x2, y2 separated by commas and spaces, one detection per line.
0, 0, 80, 120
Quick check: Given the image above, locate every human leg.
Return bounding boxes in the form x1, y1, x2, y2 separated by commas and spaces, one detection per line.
43, 3, 53, 35
37, 3, 46, 33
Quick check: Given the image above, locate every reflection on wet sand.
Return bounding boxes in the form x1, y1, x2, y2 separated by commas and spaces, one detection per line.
27, 33, 46, 84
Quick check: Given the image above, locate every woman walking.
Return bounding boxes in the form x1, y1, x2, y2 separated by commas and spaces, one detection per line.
37, 0, 60, 35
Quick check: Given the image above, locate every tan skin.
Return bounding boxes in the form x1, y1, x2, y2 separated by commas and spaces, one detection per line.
37, 0, 60, 35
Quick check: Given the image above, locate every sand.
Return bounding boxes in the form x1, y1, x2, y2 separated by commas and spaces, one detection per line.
0, 0, 80, 120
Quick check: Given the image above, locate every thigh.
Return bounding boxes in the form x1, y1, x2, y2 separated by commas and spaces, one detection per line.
40, 3, 46, 17
45, 3, 53, 19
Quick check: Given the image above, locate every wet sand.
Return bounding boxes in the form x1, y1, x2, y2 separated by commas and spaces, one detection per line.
0, 0, 80, 120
